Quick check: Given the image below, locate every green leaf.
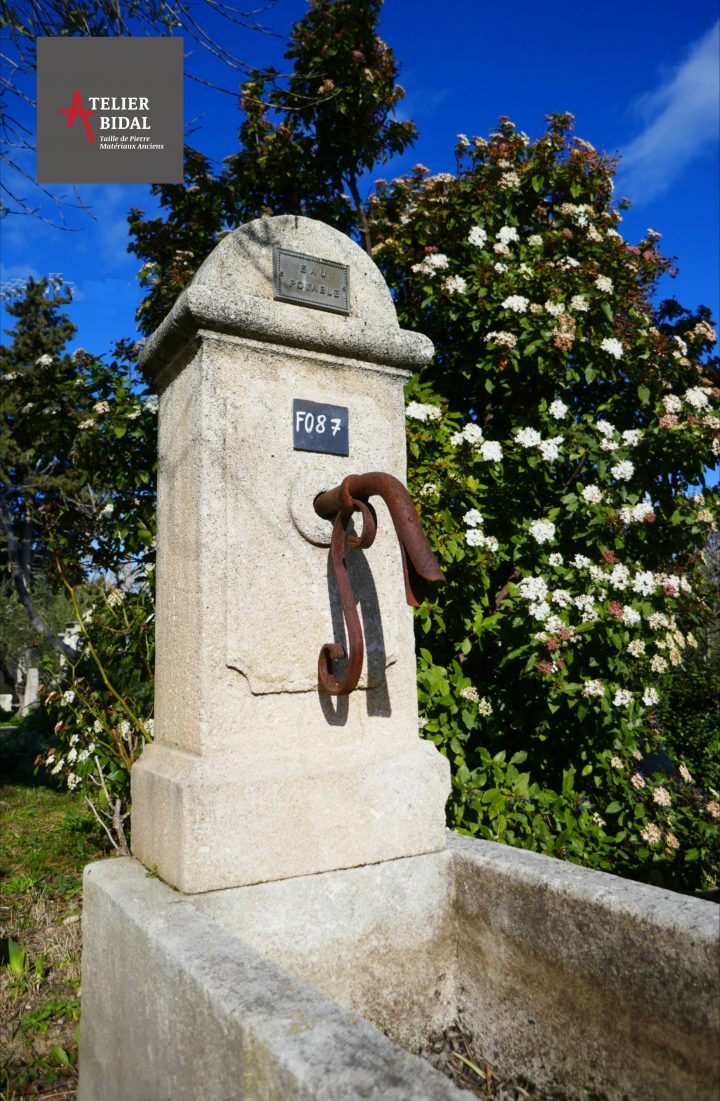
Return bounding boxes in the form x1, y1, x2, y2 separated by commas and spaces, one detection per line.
7, 939, 29, 977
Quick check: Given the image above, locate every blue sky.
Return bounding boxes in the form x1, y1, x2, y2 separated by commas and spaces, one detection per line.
1, 0, 718, 360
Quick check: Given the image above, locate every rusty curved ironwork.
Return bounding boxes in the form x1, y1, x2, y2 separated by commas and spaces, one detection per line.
314, 472, 445, 696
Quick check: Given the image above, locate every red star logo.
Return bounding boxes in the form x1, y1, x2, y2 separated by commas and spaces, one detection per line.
57, 89, 96, 143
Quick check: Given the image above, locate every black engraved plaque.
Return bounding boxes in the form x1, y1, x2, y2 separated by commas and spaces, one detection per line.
274, 247, 349, 315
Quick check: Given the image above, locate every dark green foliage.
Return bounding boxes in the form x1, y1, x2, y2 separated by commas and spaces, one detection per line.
128, 0, 415, 337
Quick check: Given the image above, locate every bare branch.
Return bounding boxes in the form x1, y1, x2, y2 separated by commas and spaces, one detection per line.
85, 792, 125, 852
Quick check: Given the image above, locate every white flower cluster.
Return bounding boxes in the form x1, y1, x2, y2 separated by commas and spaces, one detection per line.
620, 501, 655, 525
464, 508, 498, 552
468, 226, 487, 247
481, 440, 504, 461
595, 275, 613, 293
35, 353, 53, 367
412, 253, 449, 275
631, 571, 656, 596
502, 294, 529, 313
685, 386, 710, 409
539, 437, 563, 461
499, 171, 520, 190
516, 426, 564, 462
517, 576, 548, 602
529, 519, 556, 544
467, 529, 499, 552
497, 225, 519, 245
610, 460, 634, 481
450, 422, 483, 446
595, 419, 616, 451
581, 484, 605, 504
582, 679, 605, 698
406, 402, 442, 422
485, 331, 517, 348
549, 400, 568, 419
516, 427, 541, 448
609, 563, 630, 589
559, 202, 591, 226
572, 594, 596, 623
444, 275, 467, 295
570, 294, 589, 312
551, 589, 572, 607
600, 337, 623, 359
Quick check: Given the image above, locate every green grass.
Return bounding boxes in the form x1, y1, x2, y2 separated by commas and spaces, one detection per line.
1, 771, 106, 1100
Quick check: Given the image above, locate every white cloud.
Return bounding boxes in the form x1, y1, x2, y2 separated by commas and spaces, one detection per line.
618, 20, 719, 203
0, 264, 43, 299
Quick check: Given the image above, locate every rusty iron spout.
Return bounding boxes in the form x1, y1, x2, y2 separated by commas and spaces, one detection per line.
314, 472, 444, 696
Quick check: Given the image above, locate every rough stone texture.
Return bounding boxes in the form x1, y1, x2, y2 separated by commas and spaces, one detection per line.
131, 216, 450, 892
79, 841, 719, 1101
192, 846, 458, 1050
449, 832, 720, 1101
78, 857, 461, 1101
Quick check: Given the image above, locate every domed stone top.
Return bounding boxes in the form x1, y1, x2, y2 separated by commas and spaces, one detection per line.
140, 215, 433, 383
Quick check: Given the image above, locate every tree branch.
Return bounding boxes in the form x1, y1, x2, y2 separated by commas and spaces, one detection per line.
347, 175, 372, 254
0, 493, 76, 660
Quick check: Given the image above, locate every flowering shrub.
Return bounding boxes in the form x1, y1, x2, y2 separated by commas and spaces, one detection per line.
37, 580, 155, 853
1, 277, 158, 851
371, 114, 719, 889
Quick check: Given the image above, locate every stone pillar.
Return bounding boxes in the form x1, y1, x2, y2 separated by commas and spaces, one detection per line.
20, 667, 39, 716
131, 216, 450, 893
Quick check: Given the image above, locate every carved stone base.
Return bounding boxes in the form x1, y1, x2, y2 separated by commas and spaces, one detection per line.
131, 738, 450, 893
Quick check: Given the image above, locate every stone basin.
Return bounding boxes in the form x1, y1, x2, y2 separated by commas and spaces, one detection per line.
78, 832, 719, 1101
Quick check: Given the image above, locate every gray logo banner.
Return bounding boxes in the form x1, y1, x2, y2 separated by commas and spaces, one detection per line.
37, 37, 183, 184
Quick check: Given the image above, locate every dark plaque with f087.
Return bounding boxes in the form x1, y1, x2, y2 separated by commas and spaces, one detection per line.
293, 399, 349, 456
274, 248, 349, 315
